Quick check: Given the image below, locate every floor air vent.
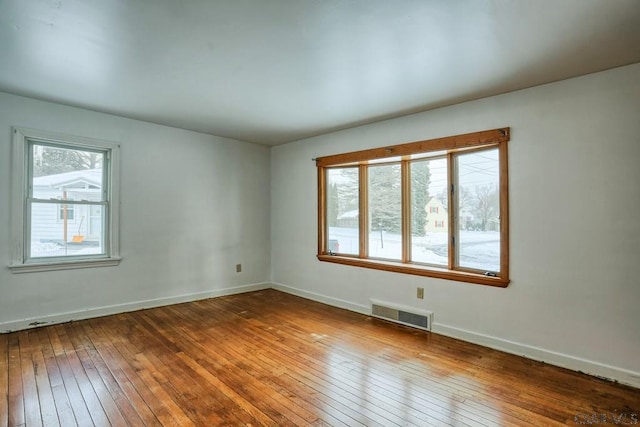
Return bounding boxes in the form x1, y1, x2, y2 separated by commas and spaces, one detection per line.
371, 299, 433, 331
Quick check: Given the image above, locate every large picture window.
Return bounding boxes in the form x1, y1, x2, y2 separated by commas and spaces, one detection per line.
9, 128, 121, 273
317, 128, 509, 287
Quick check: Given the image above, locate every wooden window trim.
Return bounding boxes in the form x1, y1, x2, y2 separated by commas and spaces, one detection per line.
317, 127, 510, 287
359, 164, 368, 258
316, 128, 508, 167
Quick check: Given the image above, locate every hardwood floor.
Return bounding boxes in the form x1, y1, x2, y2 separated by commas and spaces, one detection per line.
1, 289, 638, 426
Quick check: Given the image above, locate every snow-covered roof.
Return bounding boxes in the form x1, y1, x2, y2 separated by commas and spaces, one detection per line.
426, 197, 447, 211
33, 169, 102, 189
338, 209, 359, 219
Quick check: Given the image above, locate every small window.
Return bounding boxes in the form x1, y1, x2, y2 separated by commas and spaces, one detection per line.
316, 128, 510, 287
58, 203, 75, 221
9, 128, 121, 273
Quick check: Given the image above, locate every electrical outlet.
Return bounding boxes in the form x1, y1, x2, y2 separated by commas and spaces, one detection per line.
236, 264, 242, 273
417, 287, 424, 299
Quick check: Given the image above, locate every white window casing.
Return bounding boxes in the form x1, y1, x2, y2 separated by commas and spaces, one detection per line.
9, 127, 121, 273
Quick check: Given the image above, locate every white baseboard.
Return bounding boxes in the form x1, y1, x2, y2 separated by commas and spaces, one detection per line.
272, 283, 640, 389
271, 282, 370, 315
4, 281, 638, 389
0, 282, 271, 333
433, 323, 640, 389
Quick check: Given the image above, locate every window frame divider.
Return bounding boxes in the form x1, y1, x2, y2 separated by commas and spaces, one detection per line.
359, 164, 368, 258
401, 160, 411, 263
447, 152, 456, 270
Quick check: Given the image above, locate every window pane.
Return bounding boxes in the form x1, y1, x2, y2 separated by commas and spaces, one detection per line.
411, 158, 448, 266
456, 148, 500, 272
31, 143, 104, 201
59, 203, 75, 221
30, 202, 105, 258
368, 163, 402, 260
327, 168, 359, 255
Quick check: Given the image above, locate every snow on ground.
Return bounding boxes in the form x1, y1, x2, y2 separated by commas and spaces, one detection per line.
329, 227, 500, 272
31, 241, 103, 258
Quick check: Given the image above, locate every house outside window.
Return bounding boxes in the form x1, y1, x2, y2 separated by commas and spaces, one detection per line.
58, 203, 75, 221
317, 128, 510, 287
9, 128, 121, 272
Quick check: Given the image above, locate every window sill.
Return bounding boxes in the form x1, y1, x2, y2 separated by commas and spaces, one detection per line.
8, 257, 122, 274
317, 254, 509, 287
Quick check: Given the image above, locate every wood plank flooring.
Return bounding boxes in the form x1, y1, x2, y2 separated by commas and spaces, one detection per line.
1, 289, 638, 426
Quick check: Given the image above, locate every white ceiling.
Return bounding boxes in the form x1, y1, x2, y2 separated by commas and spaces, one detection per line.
1, 1, 639, 145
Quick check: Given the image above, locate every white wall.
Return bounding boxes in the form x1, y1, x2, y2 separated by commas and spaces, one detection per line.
2, 64, 638, 387
0, 92, 271, 330
271, 63, 640, 386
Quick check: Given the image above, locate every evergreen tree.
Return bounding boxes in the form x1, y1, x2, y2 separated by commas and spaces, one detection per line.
368, 164, 402, 233
410, 161, 430, 236
34, 145, 102, 177
327, 182, 339, 226
331, 162, 431, 236
337, 167, 359, 213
